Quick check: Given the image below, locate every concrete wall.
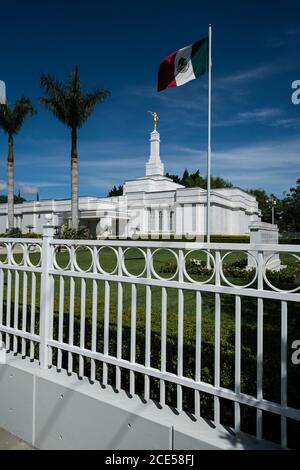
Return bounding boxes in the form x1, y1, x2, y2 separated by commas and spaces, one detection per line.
0, 354, 280, 450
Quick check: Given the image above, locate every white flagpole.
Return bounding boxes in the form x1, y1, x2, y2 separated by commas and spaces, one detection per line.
206, 24, 212, 267
0, 80, 6, 104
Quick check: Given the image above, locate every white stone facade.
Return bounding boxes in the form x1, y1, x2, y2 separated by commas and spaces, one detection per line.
0, 128, 261, 238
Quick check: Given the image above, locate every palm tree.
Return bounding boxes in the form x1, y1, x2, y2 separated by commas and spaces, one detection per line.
39, 66, 110, 229
0, 98, 36, 230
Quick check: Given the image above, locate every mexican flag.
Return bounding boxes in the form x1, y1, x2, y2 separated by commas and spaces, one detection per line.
157, 37, 209, 92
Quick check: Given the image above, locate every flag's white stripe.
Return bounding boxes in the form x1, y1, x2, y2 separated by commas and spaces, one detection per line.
174, 45, 196, 87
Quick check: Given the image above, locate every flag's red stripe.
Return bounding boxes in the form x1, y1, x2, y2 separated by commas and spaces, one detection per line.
157, 50, 177, 92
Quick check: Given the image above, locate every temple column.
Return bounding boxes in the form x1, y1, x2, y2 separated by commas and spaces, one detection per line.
162, 207, 169, 233
175, 204, 183, 236
154, 209, 160, 233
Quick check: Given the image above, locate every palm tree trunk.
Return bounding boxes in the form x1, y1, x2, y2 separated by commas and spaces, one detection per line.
7, 135, 14, 231
71, 127, 79, 229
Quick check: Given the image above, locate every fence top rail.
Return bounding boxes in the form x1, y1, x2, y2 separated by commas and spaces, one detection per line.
49, 238, 300, 252
0, 236, 300, 253
0, 237, 43, 244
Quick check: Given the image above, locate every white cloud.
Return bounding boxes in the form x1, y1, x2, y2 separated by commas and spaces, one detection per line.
17, 181, 68, 189
218, 62, 282, 85
162, 138, 300, 194
238, 108, 281, 119
21, 185, 38, 195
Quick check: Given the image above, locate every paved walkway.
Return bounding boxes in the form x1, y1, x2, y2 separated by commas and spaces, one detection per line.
0, 428, 33, 450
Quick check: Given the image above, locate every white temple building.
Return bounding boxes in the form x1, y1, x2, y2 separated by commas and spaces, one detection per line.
0, 125, 262, 238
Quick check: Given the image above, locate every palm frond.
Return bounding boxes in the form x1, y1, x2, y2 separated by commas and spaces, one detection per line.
40, 72, 69, 125
0, 97, 36, 136
39, 65, 111, 129
81, 89, 111, 124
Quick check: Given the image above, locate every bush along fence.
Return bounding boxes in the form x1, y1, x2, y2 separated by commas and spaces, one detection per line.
0, 219, 300, 448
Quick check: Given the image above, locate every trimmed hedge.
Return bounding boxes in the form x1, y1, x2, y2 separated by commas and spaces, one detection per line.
279, 238, 300, 245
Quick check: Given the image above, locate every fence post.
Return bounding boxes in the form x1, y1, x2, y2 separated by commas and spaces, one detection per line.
39, 214, 55, 369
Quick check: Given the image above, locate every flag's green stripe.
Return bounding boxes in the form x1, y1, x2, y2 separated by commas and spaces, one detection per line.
191, 37, 209, 78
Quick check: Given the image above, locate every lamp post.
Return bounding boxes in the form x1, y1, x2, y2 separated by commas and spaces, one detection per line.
266, 197, 277, 225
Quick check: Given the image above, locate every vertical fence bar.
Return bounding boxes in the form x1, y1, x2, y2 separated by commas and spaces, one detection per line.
39, 220, 55, 369
144, 248, 152, 401
177, 249, 184, 412
103, 280, 110, 386
48, 271, 55, 367
214, 250, 221, 425
30, 272, 36, 360
256, 251, 264, 440
194, 290, 202, 417
90, 278, 97, 382
130, 283, 137, 396
13, 271, 19, 354
57, 275, 64, 371
116, 246, 123, 391
90, 247, 98, 383
6, 269, 11, 351
234, 295, 241, 433
68, 254, 75, 374
160, 286, 167, 406
79, 278, 86, 378
281, 300, 288, 449
5, 243, 12, 351
0, 269, 4, 347
21, 262, 28, 357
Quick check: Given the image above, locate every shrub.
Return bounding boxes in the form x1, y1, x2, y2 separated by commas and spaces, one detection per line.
0, 227, 22, 238
61, 224, 90, 240
22, 232, 42, 239
133, 234, 250, 243
160, 258, 300, 288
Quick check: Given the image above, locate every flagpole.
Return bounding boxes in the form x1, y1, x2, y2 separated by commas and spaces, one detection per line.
206, 24, 212, 267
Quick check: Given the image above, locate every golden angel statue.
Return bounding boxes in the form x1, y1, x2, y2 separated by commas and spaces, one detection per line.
148, 110, 159, 130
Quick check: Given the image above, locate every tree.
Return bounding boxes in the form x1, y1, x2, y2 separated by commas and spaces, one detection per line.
0, 98, 36, 229
165, 168, 233, 189
107, 185, 123, 197
280, 179, 300, 232
0, 194, 26, 204
39, 65, 110, 228
165, 172, 182, 184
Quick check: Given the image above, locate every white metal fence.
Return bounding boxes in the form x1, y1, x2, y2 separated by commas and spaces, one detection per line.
0, 222, 300, 448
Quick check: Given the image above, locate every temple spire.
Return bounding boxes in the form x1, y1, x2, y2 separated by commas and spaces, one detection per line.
145, 113, 164, 176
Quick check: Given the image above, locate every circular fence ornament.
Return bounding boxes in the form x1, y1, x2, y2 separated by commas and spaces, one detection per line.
121, 247, 147, 278
53, 245, 71, 270
0, 242, 8, 264
26, 243, 42, 268
220, 251, 258, 288
263, 253, 300, 293
150, 248, 179, 281
97, 246, 118, 275
11, 243, 25, 266
183, 249, 216, 284
73, 245, 94, 273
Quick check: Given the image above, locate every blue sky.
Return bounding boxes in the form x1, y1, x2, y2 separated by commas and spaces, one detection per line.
0, 0, 299, 200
